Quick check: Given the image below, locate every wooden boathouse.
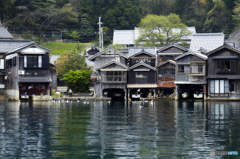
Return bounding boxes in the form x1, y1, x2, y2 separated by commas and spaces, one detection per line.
207, 45, 240, 100
175, 51, 208, 100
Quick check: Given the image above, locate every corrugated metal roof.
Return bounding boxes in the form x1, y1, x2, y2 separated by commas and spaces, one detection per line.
190, 33, 225, 52
113, 27, 196, 45
0, 27, 13, 39
0, 40, 34, 54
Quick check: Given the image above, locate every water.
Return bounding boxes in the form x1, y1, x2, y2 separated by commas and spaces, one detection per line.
0, 101, 240, 159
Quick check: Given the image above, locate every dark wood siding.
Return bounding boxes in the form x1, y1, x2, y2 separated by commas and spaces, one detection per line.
208, 48, 240, 77
128, 70, 156, 84
129, 53, 155, 67
42, 54, 49, 69
158, 63, 175, 81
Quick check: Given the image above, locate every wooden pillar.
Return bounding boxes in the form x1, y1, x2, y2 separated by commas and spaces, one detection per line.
203, 85, 207, 101
153, 89, 156, 99
128, 88, 131, 101
125, 88, 128, 101
175, 85, 179, 101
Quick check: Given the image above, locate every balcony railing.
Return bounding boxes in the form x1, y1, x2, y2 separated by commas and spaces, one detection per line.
102, 75, 127, 83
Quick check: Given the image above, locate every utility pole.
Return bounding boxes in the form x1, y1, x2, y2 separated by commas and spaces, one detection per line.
98, 17, 104, 51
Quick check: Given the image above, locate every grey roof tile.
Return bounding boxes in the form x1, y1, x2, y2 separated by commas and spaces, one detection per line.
0, 27, 13, 39
0, 40, 34, 54
190, 33, 225, 52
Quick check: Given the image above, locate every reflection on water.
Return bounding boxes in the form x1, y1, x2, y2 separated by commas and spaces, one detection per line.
0, 101, 240, 158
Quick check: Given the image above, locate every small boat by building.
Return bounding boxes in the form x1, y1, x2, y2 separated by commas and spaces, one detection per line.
182, 92, 189, 99
193, 93, 203, 99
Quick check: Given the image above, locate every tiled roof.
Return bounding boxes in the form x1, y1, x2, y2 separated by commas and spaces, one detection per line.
207, 44, 240, 56
127, 47, 157, 58
96, 61, 128, 70
0, 27, 13, 39
129, 62, 156, 71
190, 33, 225, 52
88, 48, 127, 61
0, 40, 34, 54
175, 51, 208, 61
158, 44, 188, 52
158, 60, 176, 68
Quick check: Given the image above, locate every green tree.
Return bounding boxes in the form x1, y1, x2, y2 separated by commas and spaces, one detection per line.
56, 49, 90, 78
204, 0, 231, 33
62, 70, 92, 92
233, 0, 240, 28
0, 0, 15, 21
136, 14, 190, 47
79, 13, 95, 42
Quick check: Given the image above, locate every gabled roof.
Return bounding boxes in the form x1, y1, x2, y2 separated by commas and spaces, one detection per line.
129, 49, 156, 58
20, 45, 50, 54
158, 44, 188, 53
0, 27, 13, 39
175, 51, 208, 61
96, 61, 128, 70
127, 47, 157, 58
88, 48, 127, 61
207, 44, 240, 56
129, 62, 156, 71
158, 60, 176, 68
190, 33, 224, 52
0, 40, 34, 54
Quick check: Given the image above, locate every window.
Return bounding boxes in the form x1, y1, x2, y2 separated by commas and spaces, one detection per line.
191, 64, 204, 74
229, 80, 235, 92
135, 58, 152, 63
0, 59, 4, 69
210, 80, 229, 94
217, 60, 237, 74
38, 56, 42, 68
25, 55, 43, 68
105, 71, 124, 81
178, 65, 189, 73
27, 56, 38, 68
6, 59, 13, 69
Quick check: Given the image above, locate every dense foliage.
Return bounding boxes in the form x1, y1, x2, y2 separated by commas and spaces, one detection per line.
55, 50, 92, 92
62, 70, 92, 93
0, 0, 239, 42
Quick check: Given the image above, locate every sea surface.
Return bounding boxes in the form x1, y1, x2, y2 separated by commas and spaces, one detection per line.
0, 101, 239, 159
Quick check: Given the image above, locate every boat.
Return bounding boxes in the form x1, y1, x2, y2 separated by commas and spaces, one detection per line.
194, 93, 203, 99
114, 93, 122, 97
181, 92, 188, 99
132, 94, 141, 99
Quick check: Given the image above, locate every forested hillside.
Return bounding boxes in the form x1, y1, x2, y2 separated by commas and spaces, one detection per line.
0, 0, 239, 43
